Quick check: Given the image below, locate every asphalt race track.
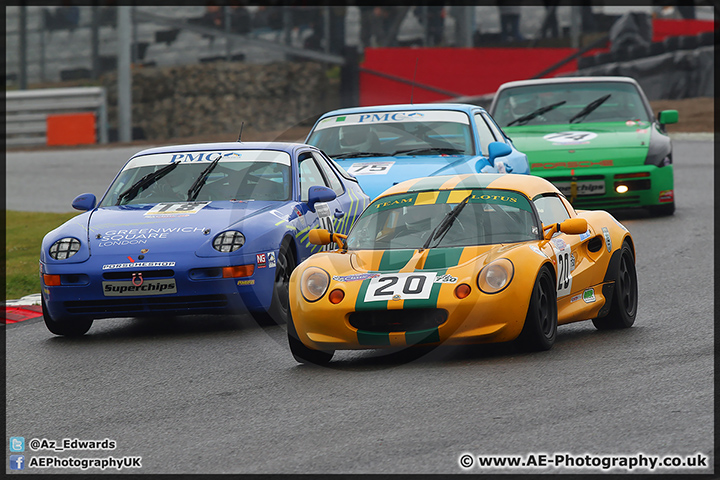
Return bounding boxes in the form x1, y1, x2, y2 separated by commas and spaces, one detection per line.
6, 138, 714, 474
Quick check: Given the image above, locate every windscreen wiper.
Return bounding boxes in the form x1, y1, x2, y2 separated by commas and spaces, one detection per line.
116, 162, 179, 205
186, 155, 222, 201
327, 152, 388, 159
506, 101, 566, 127
421, 193, 472, 250
392, 147, 464, 156
568, 94, 611, 124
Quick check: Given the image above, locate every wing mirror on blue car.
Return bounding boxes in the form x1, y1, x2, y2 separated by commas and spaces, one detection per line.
72, 193, 97, 211
307, 185, 336, 212
488, 142, 512, 164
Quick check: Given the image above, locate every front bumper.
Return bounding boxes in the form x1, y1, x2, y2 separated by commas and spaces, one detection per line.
290, 276, 532, 351
537, 164, 674, 210
41, 251, 277, 321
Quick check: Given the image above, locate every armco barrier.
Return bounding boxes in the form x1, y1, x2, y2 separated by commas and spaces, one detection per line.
5, 87, 108, 147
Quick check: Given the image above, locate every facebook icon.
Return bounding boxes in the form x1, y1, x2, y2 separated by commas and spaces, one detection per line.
10, 455, 25, 470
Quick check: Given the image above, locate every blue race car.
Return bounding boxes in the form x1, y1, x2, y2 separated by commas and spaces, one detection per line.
305, 103, 530, 199
40, 142, 369, 336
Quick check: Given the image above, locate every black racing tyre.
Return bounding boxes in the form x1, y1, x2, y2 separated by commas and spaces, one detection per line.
42, 296, 92, 337
252, 240, 295, 326
286, 307, 334, 365
648, 202, 675, 216
592, 242, 638, 330
517, 266, 557, 351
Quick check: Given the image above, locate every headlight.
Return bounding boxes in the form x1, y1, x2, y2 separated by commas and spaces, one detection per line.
477, 258, 514, 294
300, 267, 330, 302
49, 237, 81, 260
212, 231, 245, 252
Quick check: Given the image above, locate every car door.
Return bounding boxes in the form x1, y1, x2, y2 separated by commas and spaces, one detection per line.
297, 151, 344, 255
533, 193, 590, 301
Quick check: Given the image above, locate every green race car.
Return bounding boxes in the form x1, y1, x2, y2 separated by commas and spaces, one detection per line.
489, 76, 678, 215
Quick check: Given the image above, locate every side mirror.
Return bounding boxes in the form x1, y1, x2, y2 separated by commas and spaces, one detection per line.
307, 185, 336, 213
559, 217, 588, 235
308, 228, 332, 245
658, 110, 678, 125
308, 228, 347, 247
488, 141, 512, 165
72, 193, 96, 211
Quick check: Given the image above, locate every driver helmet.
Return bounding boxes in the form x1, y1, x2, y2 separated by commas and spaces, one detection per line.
339, 125, 374, 150
509, 95, 540, 117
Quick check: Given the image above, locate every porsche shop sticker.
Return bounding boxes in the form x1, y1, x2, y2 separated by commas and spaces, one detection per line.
347, 162, 394, 175
543, 131, 597, 145
582, 288, 596, 303
267, 252, 276, 268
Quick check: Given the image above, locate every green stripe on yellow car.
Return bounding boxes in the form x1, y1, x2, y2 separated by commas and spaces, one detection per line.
405, 327, 440, 345
378, 249, 415, 271
422, 247, 465, 270
357, 330, 391, 346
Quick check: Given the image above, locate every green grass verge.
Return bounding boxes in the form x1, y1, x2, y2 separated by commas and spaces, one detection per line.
6, 210, 79, 300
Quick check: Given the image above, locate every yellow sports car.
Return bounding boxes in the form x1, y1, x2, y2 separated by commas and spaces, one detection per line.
287, 173, 637, 364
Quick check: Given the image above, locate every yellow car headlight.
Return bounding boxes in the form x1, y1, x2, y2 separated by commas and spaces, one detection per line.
477, 258, 514, 294
300, 267, 330, 302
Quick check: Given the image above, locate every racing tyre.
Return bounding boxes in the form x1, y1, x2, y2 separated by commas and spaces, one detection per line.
42, 297, 92, 337
517, 267, 557, 351
648, 202, 675, 216
287, 308, 334, 365
592, 242, 637, 330
253, 240, 295, 326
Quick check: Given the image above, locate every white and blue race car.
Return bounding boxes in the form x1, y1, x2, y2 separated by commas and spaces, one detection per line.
306, 103, 530, 199
40, 142, 369, 336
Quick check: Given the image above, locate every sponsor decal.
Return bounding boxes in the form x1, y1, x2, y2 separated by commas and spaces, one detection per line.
434, 273, 458, 284
237, 279, 255, 286
146, 202, 210, 216
551, 238, 567, 250
256, 253, 267, 268
102, 279, 176, 296
543, 131, 598, 145
636, 128, 649, 134
570, 293, 582, 303
333, 273, 380, 282
335, 116, 347, 122
579, 229, 592, 241
602, 227, 612, 252
532, 159, 613, 169
626, 120, 637, 126
554, 180, 605, 196
268, 252, 276, 268
313, 111, 469, 130
570, 252, 576, 271
582, 288, 596, 303
529, 245, 547, 258
97, 226, 206, 247
659, 189, 674, 203
347, 162, 394, 176
103, 261, 176, 270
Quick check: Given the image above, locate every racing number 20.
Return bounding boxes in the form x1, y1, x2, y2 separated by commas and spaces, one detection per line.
364, 272, 435, 302
556, 250, 571, 295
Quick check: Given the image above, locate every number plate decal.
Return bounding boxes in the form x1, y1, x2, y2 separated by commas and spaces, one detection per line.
364, 272, 436, 302
553, 243, 573, 298
145, 202, 210, 216
347, 162, 394, 175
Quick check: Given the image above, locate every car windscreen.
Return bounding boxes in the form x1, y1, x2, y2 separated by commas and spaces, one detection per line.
307, 110, 475, 159
493, 82, 651, 127
99, 150, 292, 206
346, 188, 540, 250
